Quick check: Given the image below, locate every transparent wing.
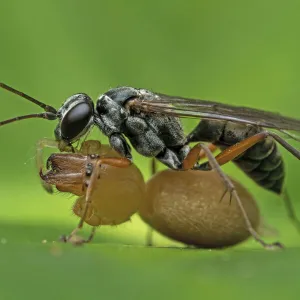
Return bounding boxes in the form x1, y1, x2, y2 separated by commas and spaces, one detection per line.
128, 92, 300, 131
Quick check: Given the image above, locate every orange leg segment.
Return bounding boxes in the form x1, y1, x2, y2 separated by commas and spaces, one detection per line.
198, 143, 218, 160
213, 132, 269, 166
183, 132, 269, 170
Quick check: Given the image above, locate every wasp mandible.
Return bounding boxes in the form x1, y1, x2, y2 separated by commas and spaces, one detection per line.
0, 83, 299, 249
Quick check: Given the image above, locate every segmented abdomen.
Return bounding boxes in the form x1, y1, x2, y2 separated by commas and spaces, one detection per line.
230, 137, 284, 194
187, 119, 285, 194
217, 121, 285, 194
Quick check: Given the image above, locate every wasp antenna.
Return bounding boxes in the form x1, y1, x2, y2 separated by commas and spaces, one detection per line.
0, 82, 57, 114
0, 112, 57, 127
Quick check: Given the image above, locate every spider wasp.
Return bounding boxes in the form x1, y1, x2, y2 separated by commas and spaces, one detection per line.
0, 83, 299, 249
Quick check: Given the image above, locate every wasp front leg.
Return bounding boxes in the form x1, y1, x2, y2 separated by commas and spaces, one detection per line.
109, 133, 132, 161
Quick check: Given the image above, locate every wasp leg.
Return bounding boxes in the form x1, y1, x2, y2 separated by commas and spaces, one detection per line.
198, 143, 218, 160
65, 157, 132, 245
187, 132, 300, 235
109, 133, 133, 161
185, 143, 284, 250
269, 132, 300, 159
145, 158, 158, 247
282, 190, 300, 235
188, 131, 299, 171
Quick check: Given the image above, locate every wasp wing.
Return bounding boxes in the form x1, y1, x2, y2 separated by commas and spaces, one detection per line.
128, 93, 300, 132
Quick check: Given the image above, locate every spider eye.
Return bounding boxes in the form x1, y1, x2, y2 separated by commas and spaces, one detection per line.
61, 102, 93, 140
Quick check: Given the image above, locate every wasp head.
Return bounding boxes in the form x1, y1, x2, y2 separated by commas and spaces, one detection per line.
55, 93, 94, 143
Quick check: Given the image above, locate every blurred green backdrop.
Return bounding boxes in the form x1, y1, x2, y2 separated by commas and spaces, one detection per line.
0, 0, 300, 299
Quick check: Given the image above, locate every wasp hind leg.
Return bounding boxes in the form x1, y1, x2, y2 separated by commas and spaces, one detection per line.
183, 143, 284, 250
187, 131, 300, 240
145, 158, 158, 247
282, 190, 300, 235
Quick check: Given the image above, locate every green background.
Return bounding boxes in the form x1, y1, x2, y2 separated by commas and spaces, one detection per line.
0, 0, 300, 299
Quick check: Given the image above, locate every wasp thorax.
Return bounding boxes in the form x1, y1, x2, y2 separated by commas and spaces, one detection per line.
96, 95, 128, 119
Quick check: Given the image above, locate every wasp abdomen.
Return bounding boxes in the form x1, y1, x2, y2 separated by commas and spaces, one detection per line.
231, 137, 284, 194
188, 120, 285, 194
220, 122, 285, 194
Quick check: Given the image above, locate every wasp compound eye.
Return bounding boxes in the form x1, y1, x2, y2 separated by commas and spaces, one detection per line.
60, 94, 94, 141
61, 102, 93, 140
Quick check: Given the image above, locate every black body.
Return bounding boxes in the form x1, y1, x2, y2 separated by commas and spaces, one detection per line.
1, 83, 297, 195
94, 87, 190, 169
